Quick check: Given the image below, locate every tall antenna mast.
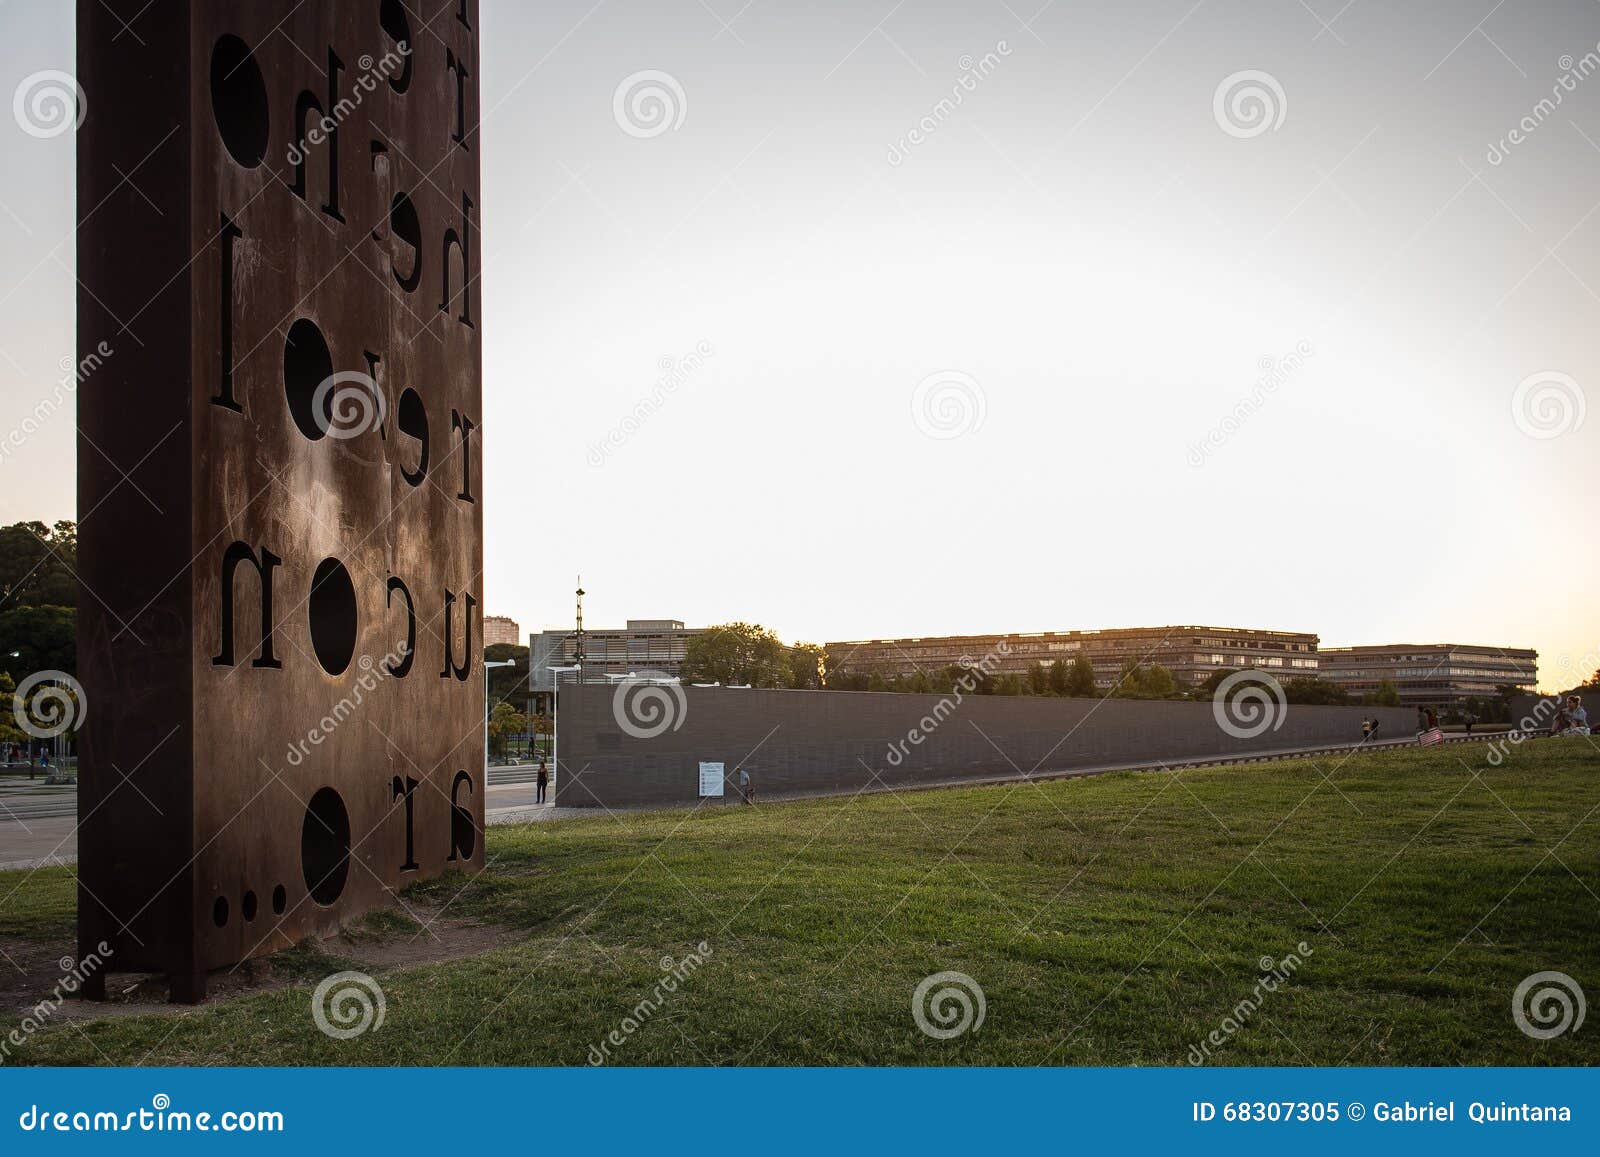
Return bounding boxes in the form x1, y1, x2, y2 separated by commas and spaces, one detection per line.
574, 576, 585, 679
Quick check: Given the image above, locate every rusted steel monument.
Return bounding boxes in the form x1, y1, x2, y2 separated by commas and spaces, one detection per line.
75, 0, 483, 1001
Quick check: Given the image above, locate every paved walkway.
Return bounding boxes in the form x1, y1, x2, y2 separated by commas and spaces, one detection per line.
0, 734, 1517, 866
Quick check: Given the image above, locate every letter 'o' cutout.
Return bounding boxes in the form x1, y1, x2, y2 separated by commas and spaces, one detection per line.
212, 896, 229, 927
308, 558, 358, 675
241, 890, 258, 921
301, 787, 351, 906
284, 318, 334, 441
271, 884, 287, 915
209, 35, 270, 168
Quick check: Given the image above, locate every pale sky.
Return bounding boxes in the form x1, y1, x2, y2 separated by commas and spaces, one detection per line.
2, 1, 1597, 690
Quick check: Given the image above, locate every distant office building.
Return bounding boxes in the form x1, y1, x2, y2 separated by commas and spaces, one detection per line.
826, 626, 1321, 690
1318, 644, 1537, 707
527, 619, 707, 714
483, 615, 522, 648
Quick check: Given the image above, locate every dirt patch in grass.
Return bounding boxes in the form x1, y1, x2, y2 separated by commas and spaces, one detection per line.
1, 902, 524, 1025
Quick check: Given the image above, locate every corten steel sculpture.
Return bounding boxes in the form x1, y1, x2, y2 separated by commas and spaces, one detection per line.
75, 0, 484, 1002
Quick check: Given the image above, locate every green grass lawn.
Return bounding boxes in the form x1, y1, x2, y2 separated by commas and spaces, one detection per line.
4, 740, 1598, 1065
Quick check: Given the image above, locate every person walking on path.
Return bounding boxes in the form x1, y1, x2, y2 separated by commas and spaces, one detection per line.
535, 759, 549, 805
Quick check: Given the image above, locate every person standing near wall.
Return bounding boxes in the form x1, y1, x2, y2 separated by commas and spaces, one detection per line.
736, 765, 754, 805
536, 758, 549, 804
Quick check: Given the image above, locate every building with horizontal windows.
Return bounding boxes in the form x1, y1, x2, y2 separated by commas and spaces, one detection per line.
483, 615, 522, 648
1317, 644, 1538, 707
527, 619, 707, 714
825, 625, 1321, 690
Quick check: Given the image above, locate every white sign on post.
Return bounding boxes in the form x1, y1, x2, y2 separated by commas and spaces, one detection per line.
699, 762, 725, 797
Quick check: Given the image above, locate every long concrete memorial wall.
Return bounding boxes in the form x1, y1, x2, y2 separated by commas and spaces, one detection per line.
555, 682, 1418, 808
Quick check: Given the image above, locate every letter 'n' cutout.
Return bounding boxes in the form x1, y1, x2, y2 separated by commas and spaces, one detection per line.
450, 409, 475, 502
384, 576, 415, 676
212, 214, 243, 412
448, 770, 476, 862
439, 587, 475, 680
212, 541, 282, 668
439, 191, 474, 327
392, 775, 420, 871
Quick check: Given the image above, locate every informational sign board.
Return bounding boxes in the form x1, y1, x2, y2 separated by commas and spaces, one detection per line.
698, 762, 726, 798
76, 0, 483, 1000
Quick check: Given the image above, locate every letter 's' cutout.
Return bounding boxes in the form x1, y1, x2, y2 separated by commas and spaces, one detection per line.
212, 541, 282, 668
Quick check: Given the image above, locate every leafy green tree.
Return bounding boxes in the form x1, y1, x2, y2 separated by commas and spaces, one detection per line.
1282, 677, 1352, 706
0, 521, 77, 609
1065, 653, 1097, 697
0, 604, 75, 680
1139, 664, 1178, 698
487, 701, 528, 759
680, 623, 790, 687
787, 642, 825, 689
484, 642, 529, 711
1366, 678, 1401, 707
0, 672, 26, 747
1026, 661, 1051, 695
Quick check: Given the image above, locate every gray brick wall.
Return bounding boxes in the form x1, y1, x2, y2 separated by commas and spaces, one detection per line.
555, 683, 1417, 808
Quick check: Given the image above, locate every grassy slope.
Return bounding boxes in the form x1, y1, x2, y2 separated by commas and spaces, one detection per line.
3, 740, 1598, 1066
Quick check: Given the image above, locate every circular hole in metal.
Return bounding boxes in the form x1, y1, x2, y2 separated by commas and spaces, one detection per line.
308, 558, 357, 676
300, 787, 351, 907
209, 34, 270, 168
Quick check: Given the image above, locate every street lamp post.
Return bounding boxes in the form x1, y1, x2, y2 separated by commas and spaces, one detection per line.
483, 658, 516, 773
